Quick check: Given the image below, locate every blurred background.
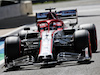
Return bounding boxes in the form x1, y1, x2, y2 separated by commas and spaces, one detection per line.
0, 0, 74, 7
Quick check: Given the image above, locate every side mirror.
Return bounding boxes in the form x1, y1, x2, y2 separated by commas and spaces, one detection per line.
24, 27, 30, 30
70, 23, 76, 26
69, 22, 78, 27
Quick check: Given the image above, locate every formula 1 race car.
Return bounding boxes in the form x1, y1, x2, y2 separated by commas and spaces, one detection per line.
4, 8, 97, 69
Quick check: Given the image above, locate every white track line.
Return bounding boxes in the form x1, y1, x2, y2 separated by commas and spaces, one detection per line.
0, 59, 4, 65
2, 25, 26, 37
0, 44, 4, 50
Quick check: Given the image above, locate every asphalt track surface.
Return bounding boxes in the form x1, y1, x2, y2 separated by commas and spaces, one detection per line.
1, 0, 100, 75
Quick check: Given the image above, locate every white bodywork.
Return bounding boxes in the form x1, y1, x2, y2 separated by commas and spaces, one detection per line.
38, 30, 55, 58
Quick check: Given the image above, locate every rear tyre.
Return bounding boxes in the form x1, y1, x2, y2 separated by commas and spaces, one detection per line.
79, 24, 97, 53
4, 36, 21, 66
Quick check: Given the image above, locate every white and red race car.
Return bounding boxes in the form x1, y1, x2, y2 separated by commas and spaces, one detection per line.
4, 8, 97, 69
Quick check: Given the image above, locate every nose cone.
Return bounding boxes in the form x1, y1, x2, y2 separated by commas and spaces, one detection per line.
38, 31, 55, 62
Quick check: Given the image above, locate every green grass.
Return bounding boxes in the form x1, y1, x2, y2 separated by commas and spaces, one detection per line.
0, 54, 4, 61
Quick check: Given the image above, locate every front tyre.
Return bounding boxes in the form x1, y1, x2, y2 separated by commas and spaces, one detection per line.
79, 24, 97, 53
74, 30, 92, 59
4, 36, 21, 67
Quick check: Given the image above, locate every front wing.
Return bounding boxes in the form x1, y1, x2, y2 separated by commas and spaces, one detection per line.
5, 51, 90, 68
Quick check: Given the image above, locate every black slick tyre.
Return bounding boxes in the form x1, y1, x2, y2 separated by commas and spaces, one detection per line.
74, 30, 92, 58
79, 24, 97, 53
4, 36, 21, 65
